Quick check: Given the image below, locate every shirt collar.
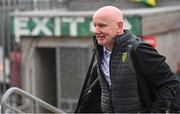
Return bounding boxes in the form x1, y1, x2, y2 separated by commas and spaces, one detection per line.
103, 47, 111, 55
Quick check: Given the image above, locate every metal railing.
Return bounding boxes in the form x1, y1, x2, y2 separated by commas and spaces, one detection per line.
1, 87, 66, 113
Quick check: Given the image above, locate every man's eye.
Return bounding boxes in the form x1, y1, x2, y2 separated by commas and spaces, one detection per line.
99, 24, 106, 27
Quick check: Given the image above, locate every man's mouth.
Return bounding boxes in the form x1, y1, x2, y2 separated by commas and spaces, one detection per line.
96, 35, 105, 39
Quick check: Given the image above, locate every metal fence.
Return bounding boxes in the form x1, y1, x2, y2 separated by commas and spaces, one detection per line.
1, 87, 66, 113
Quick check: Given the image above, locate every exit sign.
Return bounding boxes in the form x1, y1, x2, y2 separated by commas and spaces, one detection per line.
9, 11, 142, 41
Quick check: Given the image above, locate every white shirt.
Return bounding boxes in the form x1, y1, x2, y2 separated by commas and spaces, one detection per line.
101, 47, 111, 86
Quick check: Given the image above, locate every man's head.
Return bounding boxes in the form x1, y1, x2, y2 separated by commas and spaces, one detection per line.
92, 6, 124, 50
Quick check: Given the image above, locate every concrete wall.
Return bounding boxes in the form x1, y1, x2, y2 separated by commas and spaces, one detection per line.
156, 30, 180, 72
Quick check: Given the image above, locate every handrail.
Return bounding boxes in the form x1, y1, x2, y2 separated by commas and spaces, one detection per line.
1, 87, 66, 114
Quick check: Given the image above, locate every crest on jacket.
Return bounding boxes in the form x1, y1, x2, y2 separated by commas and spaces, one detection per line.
122, 52, 127, 62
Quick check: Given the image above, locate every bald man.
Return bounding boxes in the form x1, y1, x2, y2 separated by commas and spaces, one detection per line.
75, 6, 178, 113
93, 6, 124, 51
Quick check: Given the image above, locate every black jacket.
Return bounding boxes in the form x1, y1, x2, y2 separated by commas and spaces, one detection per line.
75, 30, 178, 113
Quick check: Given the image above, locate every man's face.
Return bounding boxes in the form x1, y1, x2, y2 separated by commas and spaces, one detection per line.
93, 14, 120, 47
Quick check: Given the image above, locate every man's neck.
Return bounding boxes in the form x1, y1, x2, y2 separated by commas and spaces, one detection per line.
104, 39, 115, 51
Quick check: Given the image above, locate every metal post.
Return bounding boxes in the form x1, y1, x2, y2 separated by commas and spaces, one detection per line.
1, 0, 7, 93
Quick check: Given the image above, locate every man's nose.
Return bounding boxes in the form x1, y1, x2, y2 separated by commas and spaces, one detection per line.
94, 26, 101, 34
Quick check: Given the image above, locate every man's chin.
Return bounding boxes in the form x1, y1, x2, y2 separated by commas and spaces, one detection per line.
97, 41, 105, 46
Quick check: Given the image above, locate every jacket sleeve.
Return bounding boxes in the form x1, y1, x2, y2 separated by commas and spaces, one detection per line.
135, 43, 178, 112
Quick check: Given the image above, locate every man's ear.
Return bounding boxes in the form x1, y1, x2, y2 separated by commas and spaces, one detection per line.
117, 21, 124, 33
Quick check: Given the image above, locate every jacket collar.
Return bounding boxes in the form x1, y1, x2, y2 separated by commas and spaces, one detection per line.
115, 30, 132, 45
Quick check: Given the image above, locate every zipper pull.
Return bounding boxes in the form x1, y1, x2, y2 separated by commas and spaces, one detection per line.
85, 90, 92, 96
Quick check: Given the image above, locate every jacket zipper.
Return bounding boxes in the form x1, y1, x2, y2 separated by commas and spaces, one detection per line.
109, 55, 114, 112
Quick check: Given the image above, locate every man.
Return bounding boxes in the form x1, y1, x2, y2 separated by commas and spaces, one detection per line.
75, 6, 178, 113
